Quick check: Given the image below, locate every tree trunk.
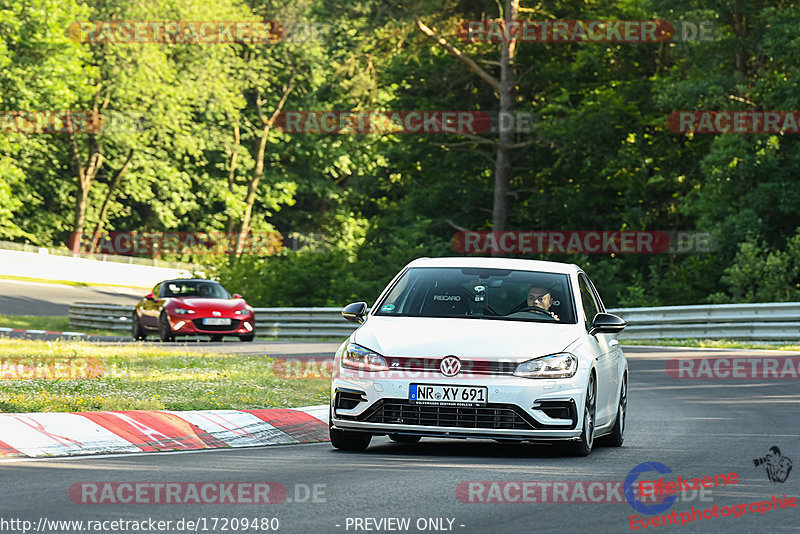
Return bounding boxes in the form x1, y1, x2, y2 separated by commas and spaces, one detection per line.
492, 0, 519, 240
73, 186, 91, 254
226, 121, 240, 235
415, 2, 519, 248
236, 74, 296, 256
68, 126, 103, 255
732, 1, 747, 76
90, 149, 134, 252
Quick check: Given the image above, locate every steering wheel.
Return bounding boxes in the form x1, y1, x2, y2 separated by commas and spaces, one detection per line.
512, 305, 556, 318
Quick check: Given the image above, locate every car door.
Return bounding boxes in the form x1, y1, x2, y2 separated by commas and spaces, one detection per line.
141, 283, 162, 328
577, 273, 616, 426
586, 274, 624, 409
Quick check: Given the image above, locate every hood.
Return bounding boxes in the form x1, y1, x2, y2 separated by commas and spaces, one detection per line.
169, 298, 244, 312
353, 316, 579, 361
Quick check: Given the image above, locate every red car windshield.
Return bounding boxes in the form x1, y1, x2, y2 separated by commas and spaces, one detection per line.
161, 281, 230, 299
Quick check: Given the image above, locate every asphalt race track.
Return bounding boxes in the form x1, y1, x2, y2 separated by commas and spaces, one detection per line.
0, 279, 142, 316
1, 347, 798, 534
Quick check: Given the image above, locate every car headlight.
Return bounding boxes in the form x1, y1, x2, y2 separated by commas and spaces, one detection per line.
173, 308, 195, 315
513, 353, 578, 379
341, 343, 388, 372
235, 308, 252, 315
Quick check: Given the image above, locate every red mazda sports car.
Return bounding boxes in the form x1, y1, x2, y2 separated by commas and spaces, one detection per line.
132, 279, 255, 342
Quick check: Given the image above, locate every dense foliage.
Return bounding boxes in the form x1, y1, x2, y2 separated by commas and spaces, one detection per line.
2, 0, 799, 306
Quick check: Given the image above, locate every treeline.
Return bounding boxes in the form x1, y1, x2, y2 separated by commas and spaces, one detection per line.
2, 0, 799, 307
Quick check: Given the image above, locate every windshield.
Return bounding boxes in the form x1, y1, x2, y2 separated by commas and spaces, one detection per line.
160, 280, 230, 299
374, 267, 576, 323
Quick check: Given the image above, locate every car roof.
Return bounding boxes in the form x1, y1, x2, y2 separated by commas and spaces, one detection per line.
160, 279, 221, 284
403, 256, 580, 275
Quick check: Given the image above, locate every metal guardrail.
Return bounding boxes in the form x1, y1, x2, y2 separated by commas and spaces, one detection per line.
254, 308, 362, 338
609, 302, 800, 341
69, 304, 357, 338
69, 304, 136, 333
68, 302, 800, 341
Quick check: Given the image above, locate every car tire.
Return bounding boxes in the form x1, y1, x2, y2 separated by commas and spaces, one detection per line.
329, 406, 371, 451
599, 374, 626, 447
239, 333, 255, 342
131, 314, 146, 341
210, 335, 223, 342
158, 313, 175, 342
330, 427, 371, 451
389, 434, 421, 443
569, 373, 596, 457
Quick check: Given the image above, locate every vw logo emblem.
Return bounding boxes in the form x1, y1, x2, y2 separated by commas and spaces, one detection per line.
440, 356, 461, 377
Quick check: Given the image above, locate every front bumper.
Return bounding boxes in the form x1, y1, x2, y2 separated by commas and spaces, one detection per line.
167, 315, 255, 335
330, 368, 589, 441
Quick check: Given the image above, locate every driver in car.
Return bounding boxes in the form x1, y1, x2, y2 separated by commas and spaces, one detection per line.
527, 286, 560, 321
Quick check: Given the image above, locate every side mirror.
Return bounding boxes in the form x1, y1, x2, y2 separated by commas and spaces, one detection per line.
233, 293, 243, 299
145, 292, 155, 300
342, 302, 368, 324
589, 313, 626, 336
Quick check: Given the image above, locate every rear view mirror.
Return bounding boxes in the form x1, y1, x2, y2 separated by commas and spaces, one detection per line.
342, 302, 368, 324
145, 292, 155, 300
233, 293, 243, 299
589, 313, 626, 336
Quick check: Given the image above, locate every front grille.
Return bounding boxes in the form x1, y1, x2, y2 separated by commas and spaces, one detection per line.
360, 400, 538, 430
191, 319, 241, 331
386, 357, 518, 376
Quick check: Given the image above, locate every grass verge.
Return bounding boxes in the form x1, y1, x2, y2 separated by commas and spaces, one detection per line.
0, 314, 120, 336
0, 338, 330, 412
0, 274, 148, 290
625, 338, 800, 351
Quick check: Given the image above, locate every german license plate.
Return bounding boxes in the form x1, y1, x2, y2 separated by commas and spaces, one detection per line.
409, 384, 487, 407
203, 318, 231, 325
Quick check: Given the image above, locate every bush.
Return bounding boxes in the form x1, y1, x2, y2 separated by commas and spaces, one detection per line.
719, 233, 800, 302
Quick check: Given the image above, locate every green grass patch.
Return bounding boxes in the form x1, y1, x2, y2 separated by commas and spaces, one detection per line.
0, 314, 70, 331
0, 314, 120, 336
624, 338, 800, 351
0, 338, 330, 412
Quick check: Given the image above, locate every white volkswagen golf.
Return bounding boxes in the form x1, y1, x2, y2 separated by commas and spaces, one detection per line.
329, 257, 628, 456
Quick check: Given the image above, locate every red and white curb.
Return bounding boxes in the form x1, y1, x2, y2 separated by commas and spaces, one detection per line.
0, 405, 329, 458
